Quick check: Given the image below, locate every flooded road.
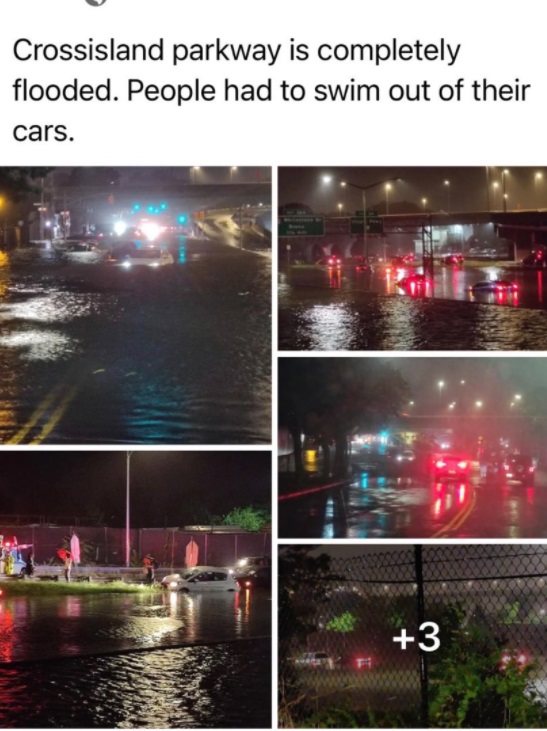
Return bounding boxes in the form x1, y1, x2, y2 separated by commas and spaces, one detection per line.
279, 471, 547, 539
0, 239, 271, 443
278, 265, 547, 350
0, 590, 271, 727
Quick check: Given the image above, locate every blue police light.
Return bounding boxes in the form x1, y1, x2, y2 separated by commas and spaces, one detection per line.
177, 214, 188, 225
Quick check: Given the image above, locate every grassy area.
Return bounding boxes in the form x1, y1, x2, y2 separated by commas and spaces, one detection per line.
0, 580, 160, 597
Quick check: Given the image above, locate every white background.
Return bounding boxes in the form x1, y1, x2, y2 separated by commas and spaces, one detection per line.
1, 0, 546, 166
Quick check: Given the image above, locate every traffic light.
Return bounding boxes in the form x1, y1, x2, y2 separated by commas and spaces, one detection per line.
160, 202, 168, 211
132, 203, 141, 213
147, 204, 155, 214
177, 214, 188, 225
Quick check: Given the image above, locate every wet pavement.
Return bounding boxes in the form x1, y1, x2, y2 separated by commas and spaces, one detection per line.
279, 265, 547, 350
0, 589, 271, 727
0, 239, 271, 443
279, 470, 547, 539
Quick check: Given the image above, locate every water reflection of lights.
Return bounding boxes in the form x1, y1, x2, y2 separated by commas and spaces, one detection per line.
0, 331, 75, 361
306, 304, 359, 350
0, 292, 93, 324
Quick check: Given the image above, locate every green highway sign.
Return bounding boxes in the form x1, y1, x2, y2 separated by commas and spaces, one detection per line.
283, 208, 309, 216
278, 216, 325, 237
350, 217, 384, 235
355, 209, 380, 218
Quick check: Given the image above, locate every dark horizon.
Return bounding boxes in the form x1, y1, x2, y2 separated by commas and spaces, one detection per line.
279, 166, 547, 214
0, 451, 271, 527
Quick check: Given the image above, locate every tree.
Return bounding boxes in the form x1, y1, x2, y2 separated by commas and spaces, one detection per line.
222, 506, 269, 532
279, 358, 410, 480
0, 168, 53, 202
326, 610, 357, 651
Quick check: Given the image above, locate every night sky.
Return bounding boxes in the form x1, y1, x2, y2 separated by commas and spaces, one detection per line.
279, 166, 547, 214
0, 451, 271, 527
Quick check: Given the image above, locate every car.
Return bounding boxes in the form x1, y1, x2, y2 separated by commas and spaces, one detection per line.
433, 455, 470, 481
470, 279, 518, 293
522, 251, 545, 268
397, 274, 431, 294
294, 652, 335, 670
119, 248, 174, 268
499, 455, 536, 485
441, 254, 464, 266
391, 254, 415, 266
316, 255, 342, 267
337, 655, 373, 670
232, 556, 271, 589
161, 566, 241, 592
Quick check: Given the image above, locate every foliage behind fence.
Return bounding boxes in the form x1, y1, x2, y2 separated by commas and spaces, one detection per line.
279, 544, 547, 728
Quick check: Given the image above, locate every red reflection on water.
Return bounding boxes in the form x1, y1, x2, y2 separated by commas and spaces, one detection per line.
526, 486, 535, 505
328, 267, 341, 289
0, 604, 15, 662
538, 271, 543, 304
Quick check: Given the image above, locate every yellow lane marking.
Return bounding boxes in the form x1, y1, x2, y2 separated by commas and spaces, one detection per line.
29, 382, 80, 445
6, 381, 67, 444
431, 486, 477, 539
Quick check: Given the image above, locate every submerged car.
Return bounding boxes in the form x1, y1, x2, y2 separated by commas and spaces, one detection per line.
161, 566, 241, 592
120, 248, 174, 267
470, 279, 518, 293
441, 253, 464, 266
232, 556, 271, 589
294, 652, 335, 670
397, 274, 431, 294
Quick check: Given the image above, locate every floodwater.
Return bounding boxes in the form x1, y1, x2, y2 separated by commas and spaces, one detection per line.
279, 265, 547, 350
279, 294, 547, 350
0, 239, 271, 444
0, 590, 271, 728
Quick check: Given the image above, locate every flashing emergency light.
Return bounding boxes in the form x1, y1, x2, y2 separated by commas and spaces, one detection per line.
177, 214, 188, 225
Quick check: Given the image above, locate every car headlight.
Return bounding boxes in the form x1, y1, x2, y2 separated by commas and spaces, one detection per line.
169, 581, 178, 589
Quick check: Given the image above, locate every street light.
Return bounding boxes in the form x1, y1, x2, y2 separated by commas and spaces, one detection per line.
323, 174, 400, 259
444, 180, 450, 213
385, 183, 392, 215
230, 166, 238, 184
438, 380, 445, 404
126, 451, 133, 568
337, 203, 343, 216
191, 166, 200, 184
502, 169, 509, 212
475, 400, 483, 408
514, 394, 522, 401
421, 197, 428, 211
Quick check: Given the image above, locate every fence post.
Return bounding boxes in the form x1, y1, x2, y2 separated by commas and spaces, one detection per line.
414, 545, 429, 728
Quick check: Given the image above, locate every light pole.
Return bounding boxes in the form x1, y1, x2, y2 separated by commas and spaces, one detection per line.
421, 197, 428, 211
230, 166, 238, 184
444, 180, 450, 214
438, 380, 445, 407
385, 183, 392, 215
126, 451, 133, 568
191, 167, 200, 184
535, 172, 543, 208
492, 181, 499, 210
337, 203, 343, 216
502, 169, 509, 212
323, 175, 399, 259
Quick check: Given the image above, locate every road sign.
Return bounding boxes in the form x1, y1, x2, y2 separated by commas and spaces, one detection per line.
278, 216, 324, 237
355, 209, 379, 218
350, 217, 384, 235
283, 208, 309, 216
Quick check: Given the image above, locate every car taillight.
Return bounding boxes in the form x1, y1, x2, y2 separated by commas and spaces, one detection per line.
529, 466, 535, 472
245, 581, 252, 587
503, 464, 509, 471
436, 460, 446, 469
457, 461, 468, 469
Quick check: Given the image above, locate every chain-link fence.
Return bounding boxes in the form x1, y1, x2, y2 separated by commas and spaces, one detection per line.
279, 544, 547, 728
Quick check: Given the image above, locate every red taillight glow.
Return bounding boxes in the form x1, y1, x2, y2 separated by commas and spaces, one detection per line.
529, 466, 535, 472
457, 461, 468, 470
436, 460, 446, 469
